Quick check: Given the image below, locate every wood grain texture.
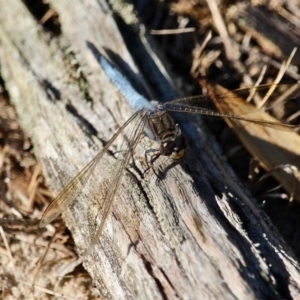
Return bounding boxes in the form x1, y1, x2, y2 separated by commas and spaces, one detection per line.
1, 0, 300, 299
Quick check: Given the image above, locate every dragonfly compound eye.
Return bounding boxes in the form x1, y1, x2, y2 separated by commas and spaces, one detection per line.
161, 136, 187, 160
161, 141, 175, 156
171, 136, 187, 160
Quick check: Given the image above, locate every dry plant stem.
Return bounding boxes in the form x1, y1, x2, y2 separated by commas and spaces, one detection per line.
0, 226, 15, 276
204, 1, 254, 86
12, 232, 74, 255
27, 164, 42, 212
18, 280, 77, 300
237, 4, 300, 66
273, 83, 300, 107
191, 31, 212, 76
258, 47, 297, 109
245, 47, 294, 106
205, 0, 235, 61
151, 28, 195, 35
27, 233, 57, 299
246, 65, 267, 103
1, 0, 300, 299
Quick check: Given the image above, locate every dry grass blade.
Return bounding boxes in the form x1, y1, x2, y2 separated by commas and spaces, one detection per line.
18, 280, 78, 300
257, 47, 297, 109
26, 232, 56, 299
205, 0, 236, 61
0, 226, 16, 277
151, 28, 195, 35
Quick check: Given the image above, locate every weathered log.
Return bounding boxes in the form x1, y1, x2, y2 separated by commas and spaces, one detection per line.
1, 0, 300, 299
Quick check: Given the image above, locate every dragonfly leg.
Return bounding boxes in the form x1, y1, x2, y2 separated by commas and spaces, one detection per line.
143, 148, 161, 178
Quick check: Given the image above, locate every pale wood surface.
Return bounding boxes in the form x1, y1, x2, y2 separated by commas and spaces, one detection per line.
1, 0, 300, 299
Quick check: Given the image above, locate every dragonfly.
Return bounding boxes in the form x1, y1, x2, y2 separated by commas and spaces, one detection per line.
39, 42, 300, 250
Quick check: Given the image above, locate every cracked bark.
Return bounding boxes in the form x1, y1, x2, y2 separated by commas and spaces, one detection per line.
1, 0, 300, 299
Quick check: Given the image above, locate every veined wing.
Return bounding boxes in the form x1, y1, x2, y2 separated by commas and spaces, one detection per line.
89, 112, 147, 249
163, 83, 300, 131
39, 111, 142, 228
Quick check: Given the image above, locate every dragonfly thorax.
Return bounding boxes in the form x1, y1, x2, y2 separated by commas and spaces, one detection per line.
145, 109, 187, 160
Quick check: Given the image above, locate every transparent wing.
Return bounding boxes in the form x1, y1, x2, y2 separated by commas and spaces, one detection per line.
164, 83, 300, 131
89, 112, 146, 248
39, 111, 142, 228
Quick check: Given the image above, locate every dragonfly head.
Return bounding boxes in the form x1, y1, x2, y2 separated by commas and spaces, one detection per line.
160, 125, 187, 160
